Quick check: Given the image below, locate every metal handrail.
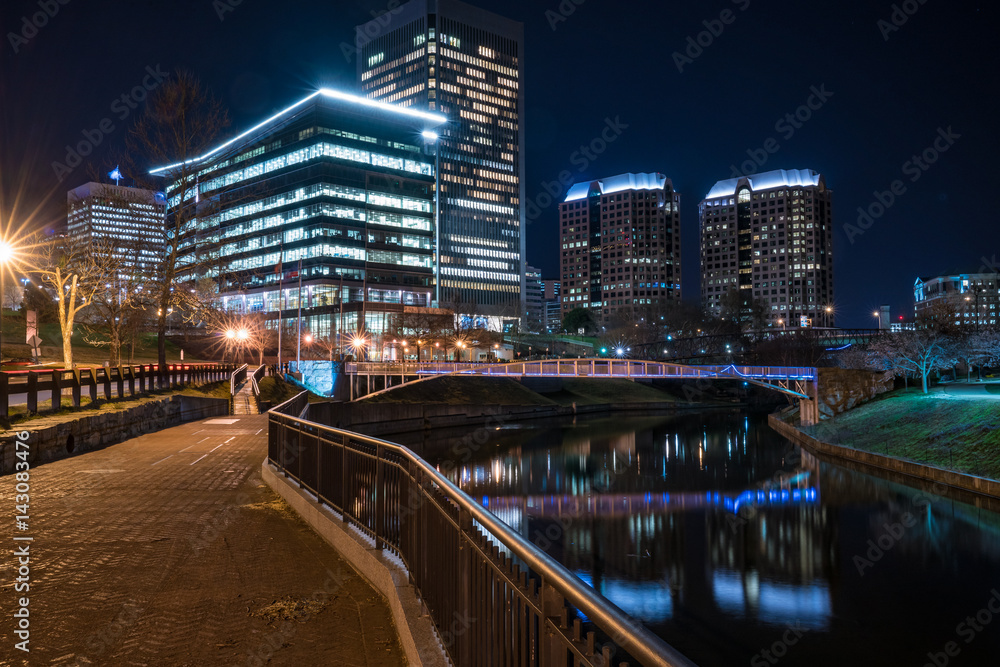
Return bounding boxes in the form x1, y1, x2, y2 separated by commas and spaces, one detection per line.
249, 365, 265, 412
229, 363, 248, 397
268, 392, 696, 667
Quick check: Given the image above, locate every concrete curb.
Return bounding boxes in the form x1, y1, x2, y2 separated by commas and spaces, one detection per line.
261, 459, 449, 667
768, 413, 1000, 499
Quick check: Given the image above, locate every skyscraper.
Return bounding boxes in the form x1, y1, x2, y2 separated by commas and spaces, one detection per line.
700, 169, 834, 328
357, 0, 525, 322
559, 173, 682, 324
67, 182, 166, 273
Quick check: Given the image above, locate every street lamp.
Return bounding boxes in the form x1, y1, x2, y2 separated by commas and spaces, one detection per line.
873, 310, 881, 330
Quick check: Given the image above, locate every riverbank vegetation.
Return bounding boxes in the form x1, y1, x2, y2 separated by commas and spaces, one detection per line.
803, 389, 1000, 480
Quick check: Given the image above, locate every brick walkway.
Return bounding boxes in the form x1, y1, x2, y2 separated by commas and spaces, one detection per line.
0, 415, 405, 666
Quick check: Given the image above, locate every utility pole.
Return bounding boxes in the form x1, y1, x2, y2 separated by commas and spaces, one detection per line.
296, 259, 303, 368
277, 243, 283, 372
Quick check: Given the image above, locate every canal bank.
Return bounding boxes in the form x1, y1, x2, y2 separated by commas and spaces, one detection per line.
768, 409, 1000, 500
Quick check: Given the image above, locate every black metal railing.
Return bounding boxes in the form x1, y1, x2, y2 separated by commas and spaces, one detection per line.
0, 363, 233, 420
268, 393, 696, 667
250, 364, 266, 412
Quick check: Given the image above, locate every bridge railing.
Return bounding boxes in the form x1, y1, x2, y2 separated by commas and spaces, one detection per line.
0, 363, 233, 420
346, 359, 817, 381
268, 394, 695, 667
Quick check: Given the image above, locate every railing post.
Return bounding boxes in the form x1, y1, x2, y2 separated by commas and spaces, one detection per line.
26, 371, 38, 414
102, 368, 112, 400
375, 443, 385, 550
116, 366, 124, 399
539, 578, 566, 666
51, 370, 62, 411
128, 366, 136, 396
316, 431, 323, 507
87, 369, 97, 404
456, 505, 473, 667
0, 372, 8, 420
72, 369, 81, 408
342, 433, 349, 524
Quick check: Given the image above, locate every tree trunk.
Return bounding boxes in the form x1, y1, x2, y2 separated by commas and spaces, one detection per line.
922, 372, 929, 394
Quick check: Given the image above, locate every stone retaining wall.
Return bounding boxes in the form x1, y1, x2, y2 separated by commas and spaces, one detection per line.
0, 395, 230, 474
768, 413, 1000, 498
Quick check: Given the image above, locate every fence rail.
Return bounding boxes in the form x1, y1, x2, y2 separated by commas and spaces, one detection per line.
268, 394, 696, 667
0, 363, 234, 420
250, 364, 266, 412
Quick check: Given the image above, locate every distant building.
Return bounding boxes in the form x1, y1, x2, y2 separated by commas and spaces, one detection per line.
914, 273, 1000, 329
559, 173, 682, 323
151, 89, 446, 339
542, 278, 561, 332
524, 265, 543, 331
699, 169, 834, 328
67, 182, 166, 272
357, 0, 525, 318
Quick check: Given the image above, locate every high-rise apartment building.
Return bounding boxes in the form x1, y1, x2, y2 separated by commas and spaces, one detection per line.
542, 278, 561, 333
151, 89, 445, 339
67, 182, 166, 272
914, 273, 999, 329
357, 0, 525, 320
700, 169, 834, 328
559, 173, 682, 323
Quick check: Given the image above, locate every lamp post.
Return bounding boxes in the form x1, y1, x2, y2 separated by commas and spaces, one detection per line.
824, 305, 833, 328
873, 310, 881, 330
0, 240, 13, 366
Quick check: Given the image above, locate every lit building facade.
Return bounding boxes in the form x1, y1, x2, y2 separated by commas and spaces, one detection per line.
914, 273, 999, 329
357, 0, 525, 319
67, 182, 166, 272
559, 173, 681, 323
524, 265, 543, 331
700, 169, 834, 328
542, 278, 561, 333
152, 89, 446, 339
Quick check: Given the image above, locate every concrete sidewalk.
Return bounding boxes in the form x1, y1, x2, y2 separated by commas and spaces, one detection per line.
0, 415, 405, 666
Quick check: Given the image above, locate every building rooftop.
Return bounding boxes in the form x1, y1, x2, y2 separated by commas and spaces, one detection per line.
564, 172, 671, 202
704, 169, 822, 199
150, 88, 447, 176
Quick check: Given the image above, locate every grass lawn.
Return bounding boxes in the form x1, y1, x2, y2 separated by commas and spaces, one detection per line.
257, 376, 325, 405
804, 389, 1000, 480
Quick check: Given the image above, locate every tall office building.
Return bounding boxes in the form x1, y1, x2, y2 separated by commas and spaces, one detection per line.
151, 89, 446, 339
67, 182, 166, 272
699, 169, 834, 328
524, 265, 543, 331
559, 173, 682, 324
542, 278, 561, 333
357, 0, 525, 321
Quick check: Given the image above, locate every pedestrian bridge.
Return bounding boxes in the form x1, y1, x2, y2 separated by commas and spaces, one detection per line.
345, 359, 821, 422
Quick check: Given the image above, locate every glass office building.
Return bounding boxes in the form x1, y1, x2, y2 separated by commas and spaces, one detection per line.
151, 89, 446, 339
356, 0, 525, 319
67, 182, 166, 273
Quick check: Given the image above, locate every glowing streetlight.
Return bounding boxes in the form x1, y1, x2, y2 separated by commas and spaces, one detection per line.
0, 239, 19, 366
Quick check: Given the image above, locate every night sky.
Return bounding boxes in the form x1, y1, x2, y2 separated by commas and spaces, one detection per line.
2, 0, 997, 328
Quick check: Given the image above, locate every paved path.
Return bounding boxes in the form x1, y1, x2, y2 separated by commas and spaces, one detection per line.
0, 415, 404, 666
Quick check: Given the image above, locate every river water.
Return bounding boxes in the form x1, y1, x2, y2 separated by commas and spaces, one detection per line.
396, 409, 1000, 666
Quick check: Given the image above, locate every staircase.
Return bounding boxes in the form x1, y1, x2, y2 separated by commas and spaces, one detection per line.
232, 378, 258, 415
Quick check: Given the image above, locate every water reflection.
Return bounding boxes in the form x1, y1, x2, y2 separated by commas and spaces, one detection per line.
397, 410, 1000, 666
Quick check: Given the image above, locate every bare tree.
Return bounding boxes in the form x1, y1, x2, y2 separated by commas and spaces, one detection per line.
868, 330, 955, 393
33, 235, 104, 367
127, 71, 230, 371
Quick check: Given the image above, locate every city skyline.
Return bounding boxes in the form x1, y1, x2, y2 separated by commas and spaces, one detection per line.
1, 0, 997, 327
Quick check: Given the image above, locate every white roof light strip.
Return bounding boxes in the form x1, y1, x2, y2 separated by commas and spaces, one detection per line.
150, 88, 446, 175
